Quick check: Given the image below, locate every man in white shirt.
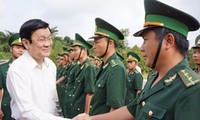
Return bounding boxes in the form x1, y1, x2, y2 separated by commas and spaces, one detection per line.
6, 19, 71, 120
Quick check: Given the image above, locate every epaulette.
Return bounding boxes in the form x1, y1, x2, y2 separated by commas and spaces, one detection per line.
178, 68, 200, 88
0, 61, 8, 66
135, 69, 139, 74
85, 62, 89, 68
110, 59, 118, 68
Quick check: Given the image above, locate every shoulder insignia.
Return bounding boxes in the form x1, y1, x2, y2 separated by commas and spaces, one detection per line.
103, 63, 109, 69
0, 61, 9, 66
80, 64, 85, 70
164, 74, 177, 86
135, 69, 139, 74
85, 62, 89, 68
110, 59, 118, 68
178, 69, 200, 88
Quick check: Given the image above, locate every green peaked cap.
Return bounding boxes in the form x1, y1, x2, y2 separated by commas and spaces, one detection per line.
90, 18, 124, 44
116, 52, 124, 61
192, 35, 200, 48
72, 33, 92, 50
134, 0, 200, 37
8, 33, 23, 46
61, 47, 70, 55
127, 52, 140, 62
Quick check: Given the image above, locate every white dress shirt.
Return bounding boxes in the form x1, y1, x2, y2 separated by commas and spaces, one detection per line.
7, 51, 70, 120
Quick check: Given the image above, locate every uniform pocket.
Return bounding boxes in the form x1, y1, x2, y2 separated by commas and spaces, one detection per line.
142, 101, 167, 120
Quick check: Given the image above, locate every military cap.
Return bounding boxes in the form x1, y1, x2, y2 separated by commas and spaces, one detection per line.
192, 35, 200, 48
61, 47, 70, 56
127, 52, 140, 62
116, 52, 124, 61
8, 33, 23, 46
90, 18, 124, 44
72, 33, 92, 50
134, 0, 200, 37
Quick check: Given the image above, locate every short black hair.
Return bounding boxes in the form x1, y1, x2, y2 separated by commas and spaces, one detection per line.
153, 27, 189, 56
19, 19, 51, 43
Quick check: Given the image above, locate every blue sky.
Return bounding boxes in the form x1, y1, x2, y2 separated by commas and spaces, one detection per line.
0, 0, 199, 48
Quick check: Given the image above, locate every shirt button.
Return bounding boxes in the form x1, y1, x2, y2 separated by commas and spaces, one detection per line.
98, 84, 101, 87
148, 110, 153, 116
77, 108, 80, 111
142, 101, 145, 106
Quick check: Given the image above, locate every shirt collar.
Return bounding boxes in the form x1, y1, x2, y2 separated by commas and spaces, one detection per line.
23, 51, 50, 70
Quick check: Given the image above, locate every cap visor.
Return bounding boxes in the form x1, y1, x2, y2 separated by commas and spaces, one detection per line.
133, 26, 158, 37
89, 34, 105, 39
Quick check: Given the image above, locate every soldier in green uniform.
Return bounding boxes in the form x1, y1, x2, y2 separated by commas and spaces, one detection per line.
63, 33, 95, 118
56, 50, 71, 115
0, 33, 25, 120
125, 52, 143, 105
62, 47, 80, 118
192, 35, 200, 74
89, 18, 128, 115
73, 0, 200, 120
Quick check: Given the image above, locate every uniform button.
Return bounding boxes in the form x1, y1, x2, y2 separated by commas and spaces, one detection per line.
70, 103, 73, 106
148, 110, 153, 116
74, 86, 76, 88
90, 105, 92, 108
4, 104, 6, 106
98, 84, 101, 87
72, 95, 74, 97
65, 90, 67, 93
77, 108, 80, 111
142, 101, 145, 106
69, 94, 71, 97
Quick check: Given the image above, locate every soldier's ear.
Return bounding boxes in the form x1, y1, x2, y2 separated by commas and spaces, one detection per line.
163, 33, 175, 49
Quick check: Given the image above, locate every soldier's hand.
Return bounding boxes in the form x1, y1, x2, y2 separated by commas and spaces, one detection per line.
72, 113, 91, 120
0, 110, 4, 119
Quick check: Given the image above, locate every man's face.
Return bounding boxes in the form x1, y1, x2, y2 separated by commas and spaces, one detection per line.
27, 28, 52, 59
69, 50, 75, 60
127, 60, 137, 70
141, 30, 159, 68
11, 45, 25, 59
193, 48, 200, 65
73, 46, 82, 60
93, 37, 108, 57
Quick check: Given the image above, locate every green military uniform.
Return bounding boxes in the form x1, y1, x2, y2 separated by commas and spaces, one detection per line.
90, 53, 127, 115
63, 33, 95, 118
56, 51, 70, 112
192, 35, 200, 74
127, 59, 200, 119
0, 60, 12, 120
127, 0, 200, 119
125, 52, 143, 104
63, 61, 79, 118
126, 69, 143, 104
0, 33, 23, 120
89, 18, 128, 115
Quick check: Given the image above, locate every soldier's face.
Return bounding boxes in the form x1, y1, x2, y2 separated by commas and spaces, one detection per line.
193, 48, 200, 65
127, 61, 136, 70
141, 30, 159, 68
73, 46, 83, 60
93, 37, 108, 57
24, 28, 52, 60
11, 45, 25, 59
